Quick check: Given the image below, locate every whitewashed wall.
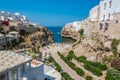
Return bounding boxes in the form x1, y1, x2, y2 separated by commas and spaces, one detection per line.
113, 0, 120, 13
72, 21, 82, 32
89, 5, 99, 21
99, 0, 120, 21
99, 0, 114, 21
22, 64, 44, 80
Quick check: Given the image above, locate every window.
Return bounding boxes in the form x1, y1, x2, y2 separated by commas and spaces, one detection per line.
103, 15, 105, 21
108, 14, 110, 21
104, 3, 107, 10
116, 20, 119, 23
109, 1, 112, 8
99, 23, 103, 30
12, 69, 18, 80
104, 23, 109, 31
21, 65, 25, 73
0, 74, 6, 80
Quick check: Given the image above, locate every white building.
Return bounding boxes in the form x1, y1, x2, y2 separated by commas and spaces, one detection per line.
97, 0, 120, 32
0, 16, 5, 21
0, 11, 30, 27
99, 0, 120, 21
89, 5, 100, 22
0, 31, 20, 44
0, 51, 44, 80
44, 65, 62, 80
72, 21, 82, 32
0, 33, 5, 44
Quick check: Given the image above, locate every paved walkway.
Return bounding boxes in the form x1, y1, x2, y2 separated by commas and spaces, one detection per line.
43, 45, 85, 80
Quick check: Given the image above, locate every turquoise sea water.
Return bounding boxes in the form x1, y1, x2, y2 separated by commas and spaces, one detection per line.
47, 26, 76, 43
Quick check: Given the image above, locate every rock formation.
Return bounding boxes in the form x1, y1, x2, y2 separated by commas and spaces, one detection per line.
61, 17, 117, 62
16, 27, 54, 52
61, 23, 80, 40
0, 11, 54, 51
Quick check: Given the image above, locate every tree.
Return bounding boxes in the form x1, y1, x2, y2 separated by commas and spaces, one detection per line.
9, 26, 16, 31
19, 29, 29, 36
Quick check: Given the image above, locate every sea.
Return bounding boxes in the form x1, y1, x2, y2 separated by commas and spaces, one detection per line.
47, 26, 76, 43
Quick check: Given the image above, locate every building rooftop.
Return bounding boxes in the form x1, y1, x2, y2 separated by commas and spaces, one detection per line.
44, 65, 62, 80
31, 60, 42, 67
0, 51, 32, 73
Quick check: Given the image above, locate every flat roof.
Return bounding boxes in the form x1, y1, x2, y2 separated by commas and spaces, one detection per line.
0, 51, 32, 73
31, 60, 42, 67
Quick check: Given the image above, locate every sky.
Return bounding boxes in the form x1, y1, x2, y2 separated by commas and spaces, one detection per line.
0, 0, 99, 26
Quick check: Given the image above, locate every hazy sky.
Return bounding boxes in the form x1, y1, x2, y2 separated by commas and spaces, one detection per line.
0, 0, 99, 26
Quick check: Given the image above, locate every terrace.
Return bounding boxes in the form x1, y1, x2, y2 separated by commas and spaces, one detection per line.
0, 51, 32, 73
0, 51, 44, 80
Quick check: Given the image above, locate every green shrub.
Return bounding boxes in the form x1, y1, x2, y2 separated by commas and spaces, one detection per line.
86, 76, 93, 80
99, 64, 107, 70
87, 61, 107, 70
106, 68, 120, 80
48, 56, 54, 63
58, 52, 84, 77
54, 62, 61, 72
74, 55, 107, 76
60, 50, 107, 77
19, 29, 29, 36
84, 62, 102, 76
48, 56, 61, 72
66, 50, 75, 61
75, 56, 87, 63
62, 72, 73, 80
75, 67, 84, 76
111, 39, 120, 56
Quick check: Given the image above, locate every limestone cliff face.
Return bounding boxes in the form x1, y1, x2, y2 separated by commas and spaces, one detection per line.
0, 11, 54, 51
61, 23, 79, 40
61, 18, 114, 62
18, 27, 54, 52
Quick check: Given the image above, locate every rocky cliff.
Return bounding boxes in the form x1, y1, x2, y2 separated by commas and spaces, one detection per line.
61, 17, 120, 62
0, 11, 54, 51
0, 24, 54, 51
16, 27, 54, 52
61, 23, 80, 40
